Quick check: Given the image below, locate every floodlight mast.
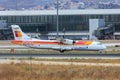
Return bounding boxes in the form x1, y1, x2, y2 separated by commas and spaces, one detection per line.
16, 0, 18, 10
56, 0, 59, 38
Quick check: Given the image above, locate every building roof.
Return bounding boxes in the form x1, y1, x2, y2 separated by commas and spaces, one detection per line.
0, 9, 120, 16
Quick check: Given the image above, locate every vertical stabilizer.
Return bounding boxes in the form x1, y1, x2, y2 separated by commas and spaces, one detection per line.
11, 25, 31, 40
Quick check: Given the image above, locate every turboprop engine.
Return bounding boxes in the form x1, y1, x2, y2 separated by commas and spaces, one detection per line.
62, 39, 74, 45
56, 37, 75, 45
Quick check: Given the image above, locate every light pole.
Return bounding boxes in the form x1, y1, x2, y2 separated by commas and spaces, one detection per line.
16, 0, 18, 10
56, 0, 59, 38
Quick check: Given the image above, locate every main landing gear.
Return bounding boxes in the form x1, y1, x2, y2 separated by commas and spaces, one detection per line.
60, 50, 65, 53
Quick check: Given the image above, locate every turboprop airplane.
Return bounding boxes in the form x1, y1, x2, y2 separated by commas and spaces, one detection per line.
11, 25, 106, 52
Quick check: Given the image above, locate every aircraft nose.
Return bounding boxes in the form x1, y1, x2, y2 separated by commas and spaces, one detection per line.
102, 45, 106, 49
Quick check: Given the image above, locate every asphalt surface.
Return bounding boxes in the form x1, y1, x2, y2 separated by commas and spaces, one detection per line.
0, 53, 120, 59
0, 44, 120, 59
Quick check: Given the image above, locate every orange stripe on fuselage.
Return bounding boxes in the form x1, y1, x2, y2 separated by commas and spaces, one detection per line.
32, 41, 59, 45
74, 41, 92, 45
11, 40, 23, 45
11, 40, 93, 45
85, 41, 92, 45
11, 40, 59, 45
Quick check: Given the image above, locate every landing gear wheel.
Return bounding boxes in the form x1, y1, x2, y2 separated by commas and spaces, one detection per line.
98, 50, 103, 54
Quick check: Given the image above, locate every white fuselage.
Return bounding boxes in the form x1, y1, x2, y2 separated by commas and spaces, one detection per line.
22, 40, 106, 51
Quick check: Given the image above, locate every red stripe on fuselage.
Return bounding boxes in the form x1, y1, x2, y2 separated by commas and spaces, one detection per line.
11, 40, 92, 45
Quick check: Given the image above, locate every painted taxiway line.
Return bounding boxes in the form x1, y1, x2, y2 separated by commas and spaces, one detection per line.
0, 53, 119, 59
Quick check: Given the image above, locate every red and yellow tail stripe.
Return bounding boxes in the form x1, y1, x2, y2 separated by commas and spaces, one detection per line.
15, 31, 22, 37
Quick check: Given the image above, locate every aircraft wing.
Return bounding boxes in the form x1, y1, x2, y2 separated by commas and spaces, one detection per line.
52, 47, 73, 51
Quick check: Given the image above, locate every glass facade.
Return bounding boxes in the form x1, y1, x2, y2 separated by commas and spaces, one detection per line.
0, 14, 120, 33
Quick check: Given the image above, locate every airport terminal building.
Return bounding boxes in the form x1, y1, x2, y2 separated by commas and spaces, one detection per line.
0, 9, 120, 40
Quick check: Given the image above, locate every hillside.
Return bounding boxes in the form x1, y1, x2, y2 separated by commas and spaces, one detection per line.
0, 0, 120, 10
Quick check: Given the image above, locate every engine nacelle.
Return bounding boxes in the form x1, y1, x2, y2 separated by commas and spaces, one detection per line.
62, 39, 74, 45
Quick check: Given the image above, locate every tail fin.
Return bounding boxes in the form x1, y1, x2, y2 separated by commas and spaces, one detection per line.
11, 25, 31, 40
